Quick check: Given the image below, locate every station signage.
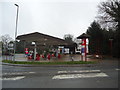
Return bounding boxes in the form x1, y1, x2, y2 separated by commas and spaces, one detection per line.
8, 43, 14, 50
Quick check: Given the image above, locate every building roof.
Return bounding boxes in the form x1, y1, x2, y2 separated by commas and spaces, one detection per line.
77, 33, 90, 39
16, 32, 73, 46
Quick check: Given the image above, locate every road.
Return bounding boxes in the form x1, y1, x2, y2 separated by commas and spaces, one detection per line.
1, 59, 119, 88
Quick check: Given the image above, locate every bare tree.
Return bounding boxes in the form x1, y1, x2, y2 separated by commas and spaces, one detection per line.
63, 34, 74, 43
97, 0, 120, 30
1, 34, 13, 44
1, 34, 13, 53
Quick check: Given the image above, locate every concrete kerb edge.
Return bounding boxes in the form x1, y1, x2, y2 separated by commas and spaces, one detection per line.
2, 62, 96, 67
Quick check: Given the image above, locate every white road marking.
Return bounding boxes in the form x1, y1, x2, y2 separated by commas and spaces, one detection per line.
29, 72, 36, 74
52, 73, 108, 80
0, 76, 25, 80
58, 70, 101, 74
3, 72, 36, 75
115, 68, 120, 71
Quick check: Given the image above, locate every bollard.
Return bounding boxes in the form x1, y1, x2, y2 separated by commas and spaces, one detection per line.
58, 54, 61, 59
47, 54, 51, 60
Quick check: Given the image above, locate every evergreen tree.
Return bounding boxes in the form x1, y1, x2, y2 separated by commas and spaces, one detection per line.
86, 21, 104, 55
97, 0, 120, 58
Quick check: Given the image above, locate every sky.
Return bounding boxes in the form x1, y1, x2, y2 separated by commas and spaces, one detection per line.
0, 0, 107, 40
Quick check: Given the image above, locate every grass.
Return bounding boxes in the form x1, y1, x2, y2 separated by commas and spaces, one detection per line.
2, 60, 97, 65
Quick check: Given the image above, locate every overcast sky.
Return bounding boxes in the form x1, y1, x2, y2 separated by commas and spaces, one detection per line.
0, 0, 107, 40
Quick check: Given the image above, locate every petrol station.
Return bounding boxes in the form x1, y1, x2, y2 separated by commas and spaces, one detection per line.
16, 32, 90, 61
16, 32, 75, 60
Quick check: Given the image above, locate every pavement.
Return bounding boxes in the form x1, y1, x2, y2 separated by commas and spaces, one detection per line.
1, 54, 101, 67
2, 54, 99, 61
1, 54, 119, 67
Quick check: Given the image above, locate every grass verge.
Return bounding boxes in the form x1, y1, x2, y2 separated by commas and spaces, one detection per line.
2, 60, 97, 65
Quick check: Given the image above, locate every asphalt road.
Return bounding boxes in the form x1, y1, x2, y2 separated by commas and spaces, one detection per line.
1, 59, 119, 88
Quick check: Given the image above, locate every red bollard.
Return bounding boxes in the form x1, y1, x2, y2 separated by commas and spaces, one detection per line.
47, 54, 51, 60
42, 54, 44, 58
52, 53, 54, 57
28, 55, 32, 60
36, 54, 40, 61
58, 54, 61, 59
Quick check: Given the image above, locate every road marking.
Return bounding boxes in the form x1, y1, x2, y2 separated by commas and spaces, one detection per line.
52, 72, 108, 80
0, 76, 25, 80
115, 68, 120, 71
58, 70, 101, 74
3, 72, 36, 75
29, 72, 36, 74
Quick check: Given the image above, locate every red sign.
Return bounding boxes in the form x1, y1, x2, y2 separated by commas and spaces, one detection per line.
25, 48, 28, 54
82, 39, 86, 46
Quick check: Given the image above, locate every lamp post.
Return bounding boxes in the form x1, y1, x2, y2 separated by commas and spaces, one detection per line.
32, 42, 37, 60
13, 4, 19, 61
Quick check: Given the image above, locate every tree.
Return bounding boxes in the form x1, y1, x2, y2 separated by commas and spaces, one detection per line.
63, 34, 74, 43
1, 34, 13, 45
0, 34, 13, 54
97, 0, 120, 58
86, 21, 104, 55
97, 0, 120, 30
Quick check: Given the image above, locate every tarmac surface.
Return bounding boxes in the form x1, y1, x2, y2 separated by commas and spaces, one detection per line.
2, 59, 119, 88
1, 54, 119, 88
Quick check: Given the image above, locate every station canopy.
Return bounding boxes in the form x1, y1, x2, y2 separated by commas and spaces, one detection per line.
77, 33, 90, 39
16, 32, 73, 46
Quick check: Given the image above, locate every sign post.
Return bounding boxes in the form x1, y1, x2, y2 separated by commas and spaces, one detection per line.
8, 43, 14, 61
77, 33, 90, 61
81, 38, 86, 61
